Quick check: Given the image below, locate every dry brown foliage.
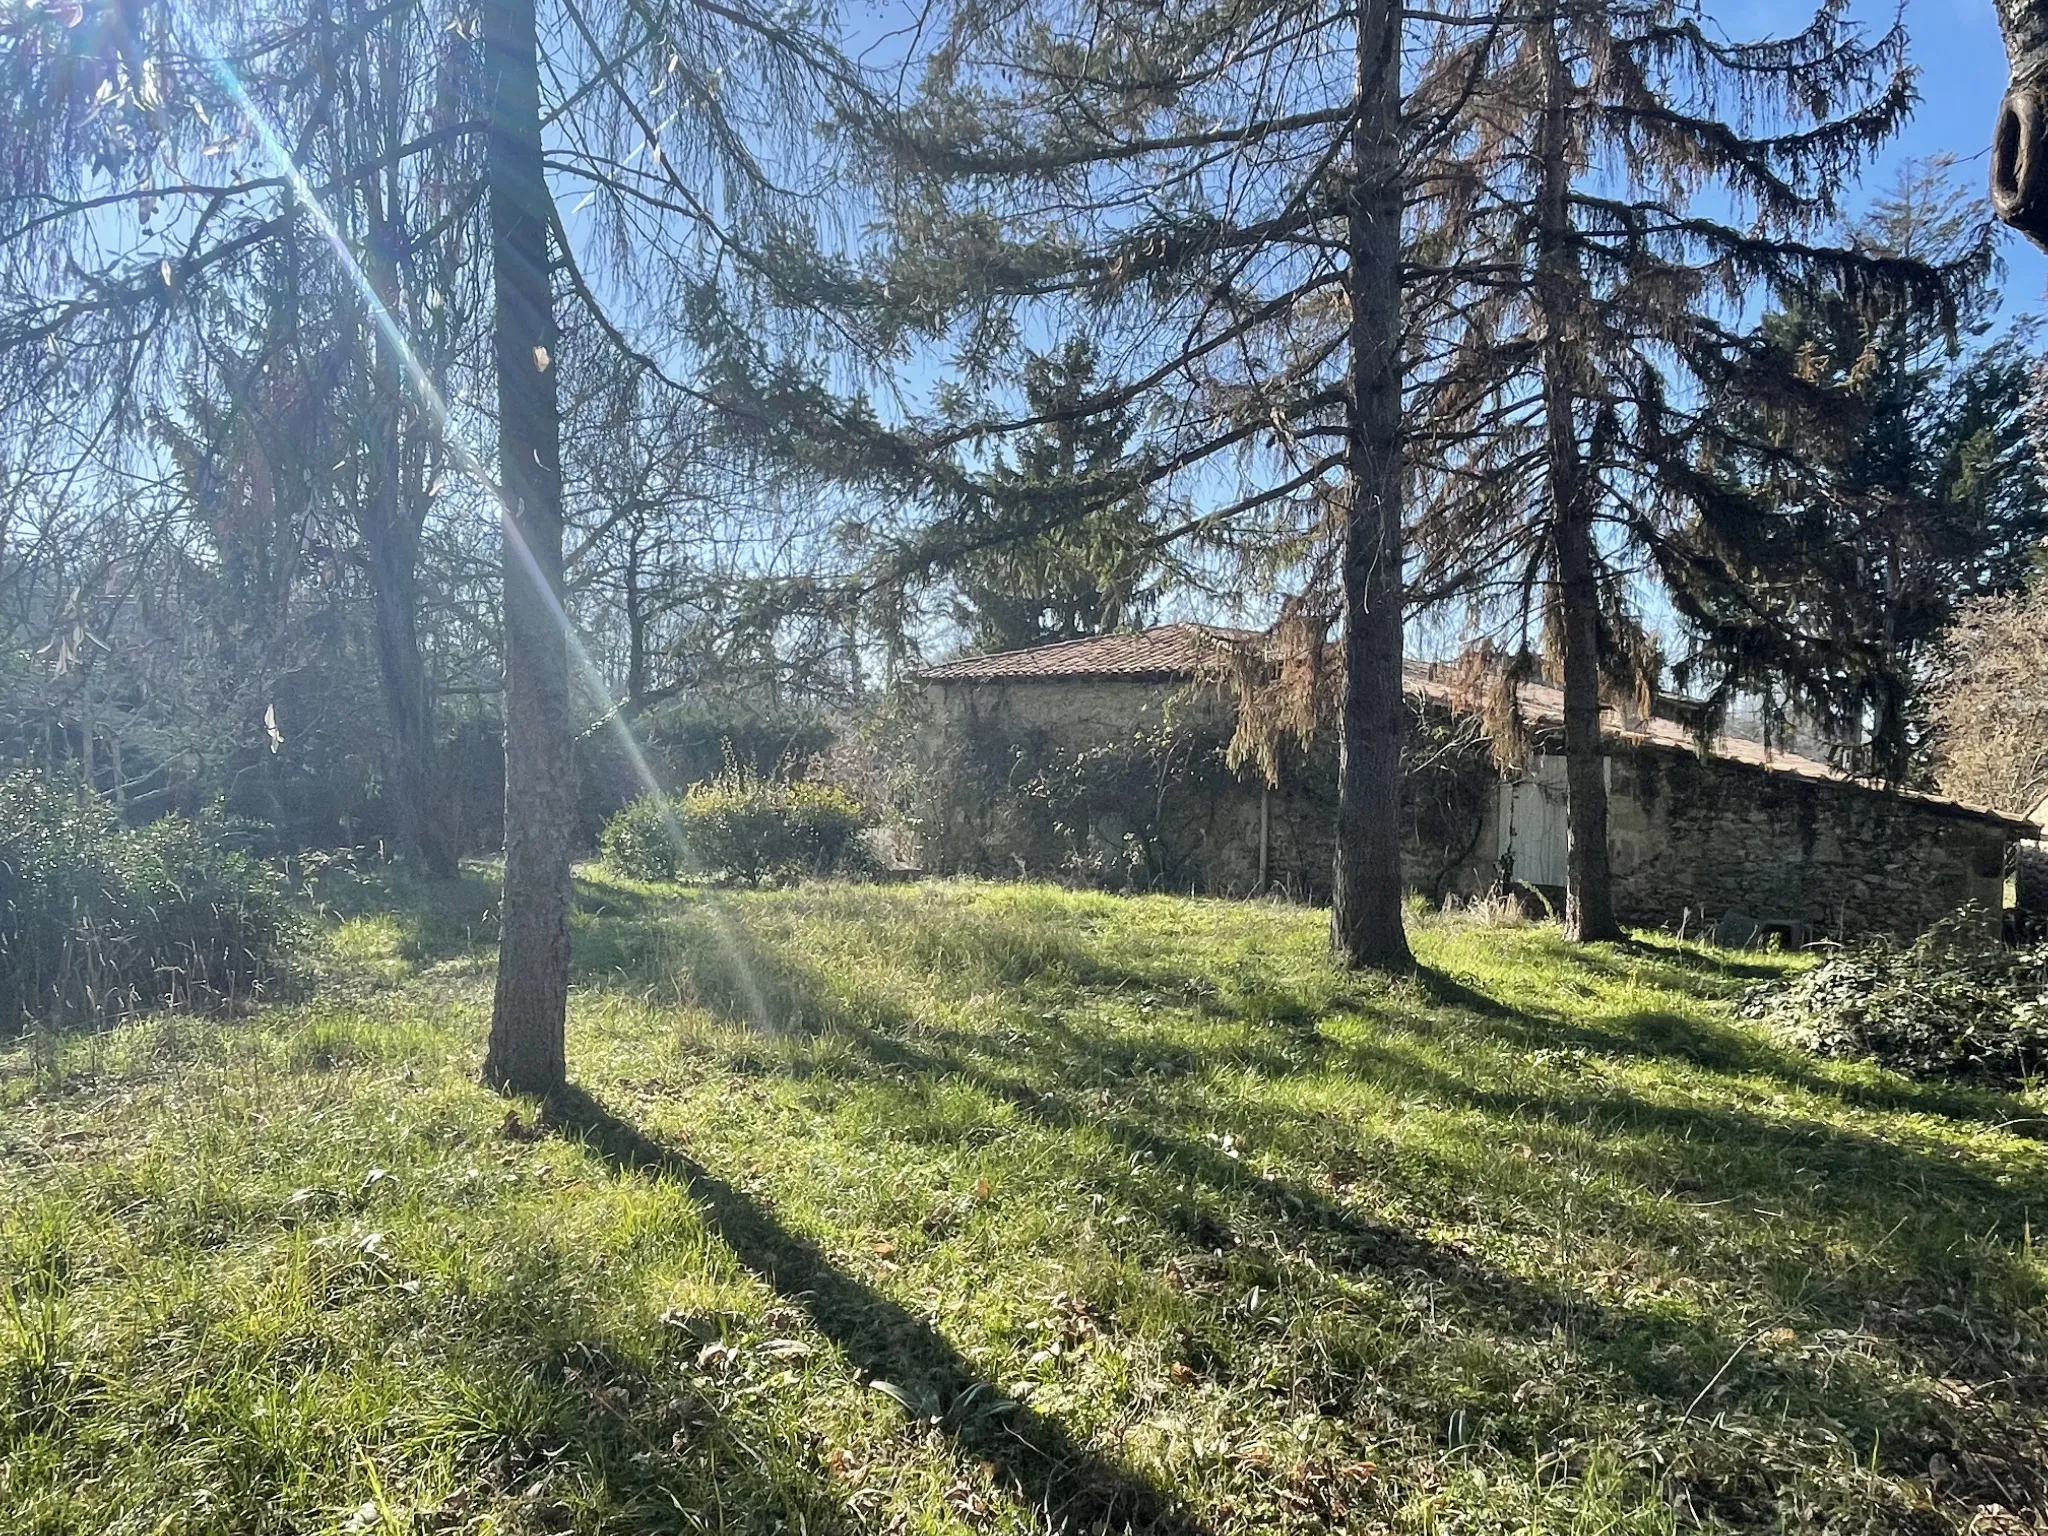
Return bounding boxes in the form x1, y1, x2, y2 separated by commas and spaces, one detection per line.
1931, 583, 2048, 814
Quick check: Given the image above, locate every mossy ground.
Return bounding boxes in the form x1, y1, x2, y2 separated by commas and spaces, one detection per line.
3, 873, 2045, 1534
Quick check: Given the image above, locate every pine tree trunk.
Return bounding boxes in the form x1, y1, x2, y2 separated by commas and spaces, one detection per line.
1534, 6, 1619, 944
363, 498, 452, 877
361, 34, 454, 881
483, 0, 571, 1096
1330, 0, 1413, 971
1994, 0, 2048, 250
1554, 500, 1617, 940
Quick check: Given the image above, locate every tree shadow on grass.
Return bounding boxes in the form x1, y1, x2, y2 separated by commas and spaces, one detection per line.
1605, 932, 1789, 984
580, 897, 2048, 1518
319, 865, 684, 974
1415, 959, 2048, 1137
315, 864, 502, 966
815, 1003, 2048, 1517
841, 1002, 2048, 1513
541, 1084, 1207, 1536
427, 1288, 867, 1535
593, 912, 1854, 1378
968, 984, 2048, 1334
596, 899, 2047, 1306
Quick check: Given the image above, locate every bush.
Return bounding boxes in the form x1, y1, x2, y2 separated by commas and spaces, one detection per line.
598, 794, 688, 882
0, 773, 306, 1031
1744, 909, 2048, 1084
577, 707, 835, 848
600, 772, 871, 885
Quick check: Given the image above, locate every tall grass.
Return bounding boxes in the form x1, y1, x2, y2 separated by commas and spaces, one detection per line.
0, 772, 305, 1032
4, 877, 2047, 1532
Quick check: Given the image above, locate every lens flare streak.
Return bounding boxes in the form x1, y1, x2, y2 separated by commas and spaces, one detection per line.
175, 2, 778, 1036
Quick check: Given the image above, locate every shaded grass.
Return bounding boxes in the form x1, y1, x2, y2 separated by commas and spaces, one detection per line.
2, 874, 2046, 1534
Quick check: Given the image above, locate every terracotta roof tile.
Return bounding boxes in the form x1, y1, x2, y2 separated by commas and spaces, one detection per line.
914, 623, 1260, 682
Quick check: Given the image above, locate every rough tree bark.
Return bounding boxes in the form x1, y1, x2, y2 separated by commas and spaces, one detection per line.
1535, 7, 1620, 943
1993, 0, 2048, 250
482, 0, 572, 1096
1331, 0, 1414, 971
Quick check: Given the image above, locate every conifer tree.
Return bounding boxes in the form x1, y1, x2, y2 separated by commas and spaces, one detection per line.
852, 0, 1416, 967
951, 340, 1160, 652
1408, 0, 1928, 941
1650, 164, 2043, 780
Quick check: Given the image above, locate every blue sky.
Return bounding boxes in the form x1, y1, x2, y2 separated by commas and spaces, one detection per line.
1722, 0, 2047, 309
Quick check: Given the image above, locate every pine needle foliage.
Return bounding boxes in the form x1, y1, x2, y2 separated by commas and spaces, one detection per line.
949, 340, 1164, 652
1404, 0, 1950, 938
1648, 163, 2046, 780
849, 0, 1418, 964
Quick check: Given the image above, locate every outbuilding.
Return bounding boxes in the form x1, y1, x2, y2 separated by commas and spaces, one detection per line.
912, 623, 2032, 939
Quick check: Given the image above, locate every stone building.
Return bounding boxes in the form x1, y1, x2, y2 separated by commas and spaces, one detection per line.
912, 623, 2033, 939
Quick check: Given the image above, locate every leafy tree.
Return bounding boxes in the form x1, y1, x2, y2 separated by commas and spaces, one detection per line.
566, 356, 875, 719
0, 0, 859, 1091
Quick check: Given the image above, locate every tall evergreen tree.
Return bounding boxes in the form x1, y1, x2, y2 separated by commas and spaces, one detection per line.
849, 0, 1416, 966
951, 340, 1160, 653
1649, 164, 2043, 779
1409, 0, 1929, 940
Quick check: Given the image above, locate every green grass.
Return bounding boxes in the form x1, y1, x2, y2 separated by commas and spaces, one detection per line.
3, 874, 2046, 1535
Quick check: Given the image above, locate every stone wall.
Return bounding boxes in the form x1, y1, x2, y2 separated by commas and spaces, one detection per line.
1607, 746, 2008, 938
916, 675, 2018, 937
915, 678, 1499, 901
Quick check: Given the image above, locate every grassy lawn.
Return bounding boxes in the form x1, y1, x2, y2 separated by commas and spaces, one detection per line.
3, 875, 2046, 1535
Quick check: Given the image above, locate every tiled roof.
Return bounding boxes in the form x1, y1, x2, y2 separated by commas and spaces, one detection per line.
914, 623, 1260, 682
919, 626, 2036, 834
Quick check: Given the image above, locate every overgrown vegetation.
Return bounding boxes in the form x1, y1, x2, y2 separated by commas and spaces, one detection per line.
3, 878, 2044, 1533
0, 773, 305, 1032
597, 794, 690, 882
1746, 910, 2048, 1084
600, 772, 870, 885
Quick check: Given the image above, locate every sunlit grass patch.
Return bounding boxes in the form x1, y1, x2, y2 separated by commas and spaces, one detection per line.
2, 876, 2045, 1534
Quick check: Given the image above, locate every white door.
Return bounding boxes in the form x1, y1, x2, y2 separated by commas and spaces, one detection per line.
1499, 755, 1571, 887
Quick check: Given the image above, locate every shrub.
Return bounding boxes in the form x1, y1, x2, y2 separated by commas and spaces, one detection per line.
0, 773, 306, 1031
600, 772, 871, 885
1744, 909, 2048, 1084
684, 776, 869, 884
598, 794, 688, 882
577, 707, 835, 846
